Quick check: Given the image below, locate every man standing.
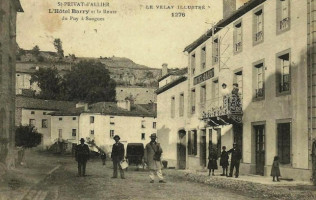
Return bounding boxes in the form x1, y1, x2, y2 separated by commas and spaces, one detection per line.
75, 138, 90, 177
144, 133, 166, 183
227, 143, 242, 178
111, 135, 125, 179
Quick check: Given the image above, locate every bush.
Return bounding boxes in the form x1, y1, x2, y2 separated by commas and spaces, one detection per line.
15, 125, 42, 148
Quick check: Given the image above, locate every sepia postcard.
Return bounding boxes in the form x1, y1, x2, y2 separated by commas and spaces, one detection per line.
1, 0, 316, 199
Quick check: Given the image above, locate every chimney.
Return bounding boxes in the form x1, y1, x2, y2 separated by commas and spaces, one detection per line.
223, 0, 236, 19
162, 63, 168, 76
117, 100, 131, 111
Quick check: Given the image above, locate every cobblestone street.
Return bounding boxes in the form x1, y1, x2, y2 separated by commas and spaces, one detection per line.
28, 157, 256, 200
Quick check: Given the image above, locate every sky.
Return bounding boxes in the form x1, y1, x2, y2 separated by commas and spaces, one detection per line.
17, 0, 248, 69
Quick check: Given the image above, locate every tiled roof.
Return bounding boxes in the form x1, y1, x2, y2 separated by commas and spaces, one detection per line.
184, 0, 266, 53
16, 96, 77, 111
158, 68, 188, 82
51, 102, 156, 118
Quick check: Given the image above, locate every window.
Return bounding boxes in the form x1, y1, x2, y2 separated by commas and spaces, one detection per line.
212, 38, 219, 65
234, 71, 243, 95
153, 122, 156, 129
42, 119, 48, 128
277, 52, 290, 94
29, 119, 35, 126
110, 130, 114, 138
90, 116, 95, 123
43, 112, 46, 115
254, 9, 264, 44
179, 93, 184, 117
31, 111, 35, 114
200, 85, 206, 104
188, 130, 197, 156
171, 96, 175, 118
277, 122, 291, 164
141, 133, 145, 140
234, 22, 242, 53
253, 62, 264, 99
212, 80, 219, 106
110, 116, 115, 125
141, 120, 146, 128
59, 117, 63, 121
277, 0, 290, 32
73, 117, 76, 120
191, 89, 196, 114
191, 53, 196, 75
72, 129, 77, 137
201, 46, 206, 69
90, 130, 94, 135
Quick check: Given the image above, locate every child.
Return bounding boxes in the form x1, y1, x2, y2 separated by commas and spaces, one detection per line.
100, 152, 107, 165
220, 146, 229, 176
271, 156, 281, 182
208, 147, 218, 176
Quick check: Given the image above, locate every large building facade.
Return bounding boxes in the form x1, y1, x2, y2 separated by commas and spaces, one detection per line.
157, 0, 316, 181
0, 0, 23, 166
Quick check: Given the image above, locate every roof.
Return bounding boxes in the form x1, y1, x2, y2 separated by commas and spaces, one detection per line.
155, 76, 187, 95
14, 0, 23, 12
51, 102, 157, 118
184, 0, 266, 53
158, 68, 188, 82
16, 96, 77, 111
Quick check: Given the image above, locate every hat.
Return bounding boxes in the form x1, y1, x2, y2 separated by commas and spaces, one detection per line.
113, 135, 120, 140
150, 133, 157, 138
80, 138, 85, 142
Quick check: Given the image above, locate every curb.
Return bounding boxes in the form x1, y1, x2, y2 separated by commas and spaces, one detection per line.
166, 170, 316, 200
19, 164, 61, 200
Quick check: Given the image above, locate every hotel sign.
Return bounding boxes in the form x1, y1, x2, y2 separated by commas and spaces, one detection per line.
193, 68, 214, 85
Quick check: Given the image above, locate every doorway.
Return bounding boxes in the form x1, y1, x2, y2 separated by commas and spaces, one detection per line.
200, 130, 206, 167
178, 130, 186, 169
253, 124, 265, 175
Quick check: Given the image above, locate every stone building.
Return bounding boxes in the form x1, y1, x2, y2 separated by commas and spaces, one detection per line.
0, 0, 23, 167
157, 0, 316, 181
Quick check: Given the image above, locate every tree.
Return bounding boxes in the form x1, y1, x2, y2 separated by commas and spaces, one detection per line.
53, 38, 64, 58
30, 67, 63, 100
31, 45, 40, 57
15, 125, 42, 164
62, 60, 116, 103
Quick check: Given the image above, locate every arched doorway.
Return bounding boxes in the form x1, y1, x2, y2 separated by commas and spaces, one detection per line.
177, 130, 186, 169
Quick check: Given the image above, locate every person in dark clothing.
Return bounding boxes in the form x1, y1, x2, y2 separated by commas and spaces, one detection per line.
111, 135, 125, 179
207, 147, 218, 176
232, 83, 239, 96
220, 146, 229, 176
271, 156, 281, 182
100, 152, 107, 165
227, 143, 242, 178
75, 138, 90, 177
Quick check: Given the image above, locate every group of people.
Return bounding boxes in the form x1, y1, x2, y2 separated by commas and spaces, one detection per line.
74, 133, 166, 183
208, 143, 281, 182
208, 143, 242, 178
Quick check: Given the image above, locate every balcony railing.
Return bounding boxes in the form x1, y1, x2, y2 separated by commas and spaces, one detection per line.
279, 82, 290, 92
199, 94, 243, 119
280, 17, 290, 30
255, 31, 263, 42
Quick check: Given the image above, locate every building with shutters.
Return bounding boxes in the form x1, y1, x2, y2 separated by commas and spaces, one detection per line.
157, 0, 315, 181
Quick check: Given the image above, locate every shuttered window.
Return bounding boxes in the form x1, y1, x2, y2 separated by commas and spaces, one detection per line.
277, 123, 291, 164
